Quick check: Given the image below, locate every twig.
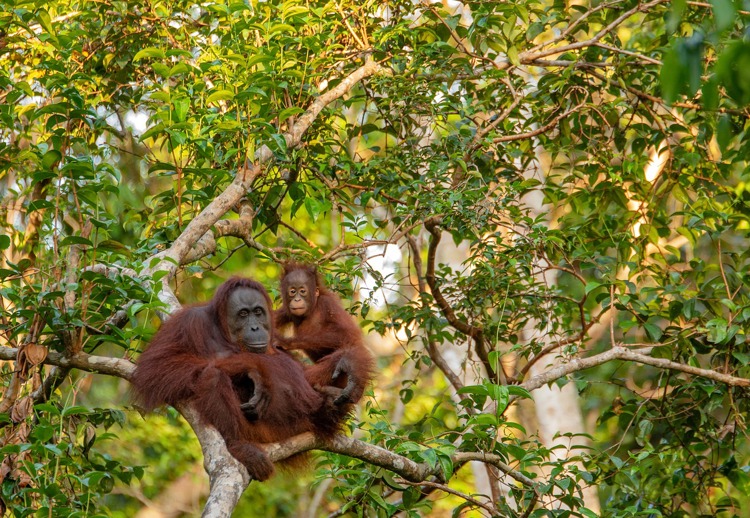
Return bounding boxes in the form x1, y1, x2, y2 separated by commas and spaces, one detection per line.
424, 218, 497, 381
408, 235, 465, 392
492, 101, 585, 144
521, 0, 669, 62
397, 479, 499, 517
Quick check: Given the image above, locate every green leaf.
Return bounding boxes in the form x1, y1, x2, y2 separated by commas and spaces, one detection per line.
140, 123, 166, 142
716, 113, 734, 153
438, 455, 454, 479
420, 448, 438, 468
716, 40, 750, 105
173, 97, 190, 122
457, 385, 487, 396
60, 236, 93, 247
661, 47, 682, 103
133, 47, 166, 61
584, 281, 602, 295
507, 46, 520, 66
268, 23, 296, 36
644, 322, 663, 341
35, 10, 55, 37
278, 106, 304, 123
727, 465, 750, 495
710, 0, 735, 31
507, 385, 531, 399
206, 89, 235, 104
41, 149, 62, 170
732, 352, 750, 366
62, 406, 90, 417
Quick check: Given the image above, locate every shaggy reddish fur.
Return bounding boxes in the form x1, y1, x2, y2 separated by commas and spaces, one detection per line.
275, 263, 375, 407
131, 277, 349, 481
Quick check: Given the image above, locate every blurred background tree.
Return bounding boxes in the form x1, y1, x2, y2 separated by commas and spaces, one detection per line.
1, 0, 749, 516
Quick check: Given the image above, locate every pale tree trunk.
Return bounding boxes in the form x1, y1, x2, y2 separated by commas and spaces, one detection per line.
433, 238, 509, 508
522, 161, 602, 512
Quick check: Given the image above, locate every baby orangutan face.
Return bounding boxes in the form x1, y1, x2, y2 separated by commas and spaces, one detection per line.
282, 269, 319, 317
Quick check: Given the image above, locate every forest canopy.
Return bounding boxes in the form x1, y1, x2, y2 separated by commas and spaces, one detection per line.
1, 0, 749, 516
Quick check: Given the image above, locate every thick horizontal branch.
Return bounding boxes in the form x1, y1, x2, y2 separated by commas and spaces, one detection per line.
615, 347, 750, 386
264, 433, 430, 482
0, 346, 543, 513
0, 347, 134, 379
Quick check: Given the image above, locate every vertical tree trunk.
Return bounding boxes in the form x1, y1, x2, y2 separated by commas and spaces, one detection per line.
523, 165, 601, 512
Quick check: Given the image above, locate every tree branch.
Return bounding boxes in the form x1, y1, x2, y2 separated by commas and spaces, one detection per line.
424, 218, 498, 380
143, 57, 387, 291
520, 0, 669, 62
0, 344, 552, 515
0, 347, 135, 379
424, 218, 483, 341
520, 345, 750, 395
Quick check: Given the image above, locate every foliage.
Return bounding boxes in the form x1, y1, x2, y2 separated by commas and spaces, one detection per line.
0, 0, 749, 516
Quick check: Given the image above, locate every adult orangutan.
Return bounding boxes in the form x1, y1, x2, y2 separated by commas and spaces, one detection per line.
131, 277, 350, 481
274, 263, 374, 406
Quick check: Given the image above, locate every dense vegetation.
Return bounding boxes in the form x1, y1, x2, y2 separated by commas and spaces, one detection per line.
1, 0, 749, 516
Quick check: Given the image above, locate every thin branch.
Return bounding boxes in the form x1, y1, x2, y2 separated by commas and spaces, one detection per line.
520, 0, 669, 62
452, 452, 538, 490
279, 219, 324, 252
520, 346, 750, 396
517, 307, 603, 379
467, 94, 524, 154
30, 366, 71, 403
408, 235, 465, 392
272, 57, 386, 158
585, 68, 750, 116
594, 42, 661, 65
397, 479, 499, 516
687, 1, 750, 16
321, 219, 422, 262
493, 102, 585, 144
424, 218, 482, 340
424, 219, 499, 381
527, 0, 621, 53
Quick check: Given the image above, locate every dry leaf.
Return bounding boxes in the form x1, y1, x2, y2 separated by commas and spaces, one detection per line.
24, 343, 48, 366
11, 467, 31, 487
11, 422, 30, 444
0, 458, 12, 481
10, 397, 32, 424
